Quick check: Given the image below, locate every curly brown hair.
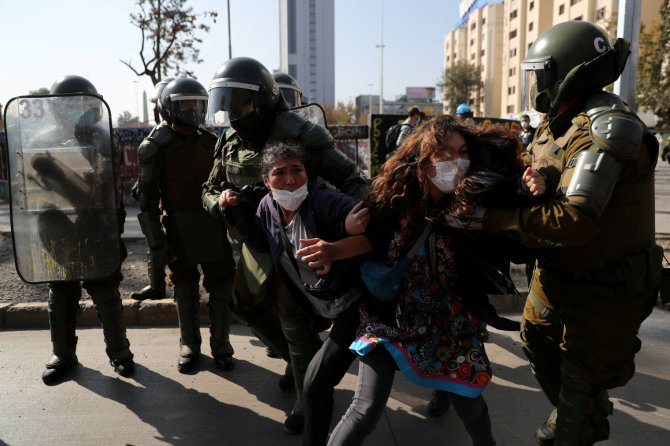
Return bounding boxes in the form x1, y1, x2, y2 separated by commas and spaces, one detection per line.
366, 115, 523, 251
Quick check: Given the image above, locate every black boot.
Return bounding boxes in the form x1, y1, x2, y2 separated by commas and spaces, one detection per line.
175, 282, 202, 374
130, 249, 166, 300
42, 353, 78, 385
43, 284, 80, 385
111, 357, 135, 377
178, 344, 200, 373
89, 285, 134, 377
130, 285, 166, 301
209, 285, 234, 371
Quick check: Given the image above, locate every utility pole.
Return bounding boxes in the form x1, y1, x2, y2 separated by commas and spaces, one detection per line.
613, 0, 641, 111
227, 0, 232, 59
376, 0, 385, 113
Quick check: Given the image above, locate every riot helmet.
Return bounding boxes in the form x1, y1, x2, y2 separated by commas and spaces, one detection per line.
160, 77, 208, 131
50, 75, 101, 98
151, 77, 175, 123
49, 75, 102, 126
207, 57, 286, 127
272, 71, 302, 108
520, 20, 630, 115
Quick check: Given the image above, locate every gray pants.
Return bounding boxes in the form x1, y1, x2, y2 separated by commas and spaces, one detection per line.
327, 347, 496, 446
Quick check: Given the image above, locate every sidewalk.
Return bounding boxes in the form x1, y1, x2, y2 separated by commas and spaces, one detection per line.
1, 310, 670, 445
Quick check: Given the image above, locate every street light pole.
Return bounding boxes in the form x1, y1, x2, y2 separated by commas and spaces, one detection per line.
376, 0, 385, 114
227, 0, 232, 59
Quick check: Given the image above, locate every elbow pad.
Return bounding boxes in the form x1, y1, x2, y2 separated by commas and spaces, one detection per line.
565, 150, 621, 215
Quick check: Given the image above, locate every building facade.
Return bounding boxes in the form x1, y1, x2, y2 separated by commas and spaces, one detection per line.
279, 0, 335, 105
445, 0, 663, 118
443, 2, 505, 116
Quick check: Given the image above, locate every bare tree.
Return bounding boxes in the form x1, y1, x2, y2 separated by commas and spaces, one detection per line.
121, 0, 218, 85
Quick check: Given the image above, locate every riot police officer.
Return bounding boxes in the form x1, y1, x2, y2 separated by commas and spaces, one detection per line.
41, 75, 135, 385
202, 57, 367, 434
136, 77, 236, 373
130, 78, 174, 302
481, 22, 660, 445
272, 71, 302, 108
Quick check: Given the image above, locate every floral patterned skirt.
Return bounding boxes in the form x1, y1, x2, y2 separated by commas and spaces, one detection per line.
350, 244, 492, 398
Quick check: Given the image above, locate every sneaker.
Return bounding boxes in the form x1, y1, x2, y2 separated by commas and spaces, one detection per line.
427, 390, 451, 417
535, 409, 557, 445
283, 411, 304, 435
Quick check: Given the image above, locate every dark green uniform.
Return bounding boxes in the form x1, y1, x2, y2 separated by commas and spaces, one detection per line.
484, 92, 660, 443
138, 123, 235, 368
202, 109, 367, 415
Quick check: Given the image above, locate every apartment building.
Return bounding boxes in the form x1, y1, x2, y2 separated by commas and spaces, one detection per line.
446, 0, 664, 118
443, 2, 504, 116
279, 0, 335, 105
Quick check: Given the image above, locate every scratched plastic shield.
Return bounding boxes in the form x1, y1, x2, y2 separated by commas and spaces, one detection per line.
290, 103, 328, 127
4, 94, 121, 283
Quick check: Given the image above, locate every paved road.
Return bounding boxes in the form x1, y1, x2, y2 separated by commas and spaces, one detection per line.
1, 157, 670, 445
1, 310, 669, 446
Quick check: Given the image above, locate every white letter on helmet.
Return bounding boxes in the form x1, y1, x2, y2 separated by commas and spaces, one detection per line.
594, 37, 608, 53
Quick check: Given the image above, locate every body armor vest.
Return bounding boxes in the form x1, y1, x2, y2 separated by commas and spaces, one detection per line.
532, 111, 656, 270
162, 132, 215, 211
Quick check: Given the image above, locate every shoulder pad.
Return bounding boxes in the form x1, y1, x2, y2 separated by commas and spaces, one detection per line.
146, 123, 176, 147
586, 93, 644, 160
270, 111, 306, 140
138, 124, 173, 162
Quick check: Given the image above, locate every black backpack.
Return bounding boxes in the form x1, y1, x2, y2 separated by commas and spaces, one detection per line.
384, 122, 411, 155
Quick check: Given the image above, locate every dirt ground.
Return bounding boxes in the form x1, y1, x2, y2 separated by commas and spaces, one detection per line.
0, 233, 161, 304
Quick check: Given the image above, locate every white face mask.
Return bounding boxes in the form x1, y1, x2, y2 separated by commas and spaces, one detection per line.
271, 183, 308, 211
429, 158, 470, 194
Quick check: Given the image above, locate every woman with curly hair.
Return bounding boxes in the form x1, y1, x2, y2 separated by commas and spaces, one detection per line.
327, 115, 545, 446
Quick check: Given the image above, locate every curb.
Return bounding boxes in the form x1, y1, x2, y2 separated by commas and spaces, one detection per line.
0, 295, 528, 330
0, 299, 219, 330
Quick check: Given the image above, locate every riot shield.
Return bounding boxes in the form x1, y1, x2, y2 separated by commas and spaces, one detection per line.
4, 94, 122, 283
290, 103, 328, 127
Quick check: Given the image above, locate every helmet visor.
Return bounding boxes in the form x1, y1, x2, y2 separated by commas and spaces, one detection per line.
172, 98, 207, 129
278, 85, 301, 109
520, 58, 553, 112
520, 69, 539, 112
207, 81, 261, 125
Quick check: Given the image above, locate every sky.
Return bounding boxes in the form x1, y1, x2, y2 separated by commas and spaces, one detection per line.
0, 0, 464, 125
